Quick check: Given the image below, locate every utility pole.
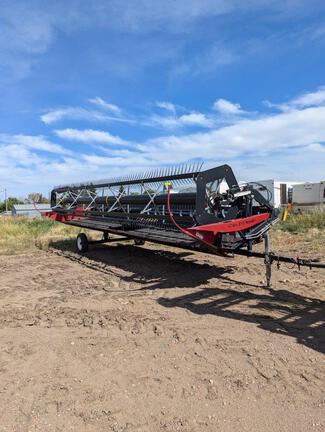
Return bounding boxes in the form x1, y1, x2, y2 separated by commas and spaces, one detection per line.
0, 188, 8, 212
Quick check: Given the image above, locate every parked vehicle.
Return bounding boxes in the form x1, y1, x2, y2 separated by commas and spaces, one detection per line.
292, 181, 325, 211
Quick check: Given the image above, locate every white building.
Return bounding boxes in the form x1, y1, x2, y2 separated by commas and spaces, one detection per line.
12, 204, 51, 218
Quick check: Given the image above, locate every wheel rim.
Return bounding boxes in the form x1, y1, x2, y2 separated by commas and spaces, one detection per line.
77, 237, 83, 250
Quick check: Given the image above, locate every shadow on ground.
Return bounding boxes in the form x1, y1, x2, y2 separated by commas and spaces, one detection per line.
49, 239, 325, 354
158, 288, 325, 354
49, 239, 239, 290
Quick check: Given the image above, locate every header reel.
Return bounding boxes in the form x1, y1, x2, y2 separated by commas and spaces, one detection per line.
49, 163, 278, 253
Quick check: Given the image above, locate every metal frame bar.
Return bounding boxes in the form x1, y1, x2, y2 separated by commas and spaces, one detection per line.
53, 163, 203, 194
49, 163, 280, 262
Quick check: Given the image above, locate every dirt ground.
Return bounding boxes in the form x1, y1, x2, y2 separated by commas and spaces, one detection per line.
0, 239, 324, 432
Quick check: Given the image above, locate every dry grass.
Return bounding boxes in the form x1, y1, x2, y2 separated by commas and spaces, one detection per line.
275, 210, 325, 233
0, 216, 96, 255
1, 214, 324, 259
271, 211, 325, 258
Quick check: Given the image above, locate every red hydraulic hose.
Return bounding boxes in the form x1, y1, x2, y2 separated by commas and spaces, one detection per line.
167, 185, 223, 254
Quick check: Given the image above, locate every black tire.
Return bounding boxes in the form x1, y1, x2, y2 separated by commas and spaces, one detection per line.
134, 239, 145, 246
76, 233, 89, 253
103, 231, 109, 241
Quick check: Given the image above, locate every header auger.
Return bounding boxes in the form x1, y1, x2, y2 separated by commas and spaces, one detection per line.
45, 163, 325, 287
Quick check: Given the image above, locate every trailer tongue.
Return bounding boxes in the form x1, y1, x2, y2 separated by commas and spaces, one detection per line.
45, 163, 325, 287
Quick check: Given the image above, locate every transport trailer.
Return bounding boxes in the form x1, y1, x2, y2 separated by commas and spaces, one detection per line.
45, 163, 325, 287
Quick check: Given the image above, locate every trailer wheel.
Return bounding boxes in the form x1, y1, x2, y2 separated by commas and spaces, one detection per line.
103, 231, 109, 241
76, 233, 89, 253
134, 239, 145, 246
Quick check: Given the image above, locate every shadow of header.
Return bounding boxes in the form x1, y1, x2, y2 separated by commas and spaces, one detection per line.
49, 239, 240, 290
49, 239, 324, 354
158, 287, 325, 354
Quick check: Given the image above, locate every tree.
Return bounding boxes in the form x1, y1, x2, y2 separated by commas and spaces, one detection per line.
0, 197, 24, 212
26, 193, 49, 204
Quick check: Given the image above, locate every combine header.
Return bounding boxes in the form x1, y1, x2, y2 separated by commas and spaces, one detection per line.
45, 163, 325, 287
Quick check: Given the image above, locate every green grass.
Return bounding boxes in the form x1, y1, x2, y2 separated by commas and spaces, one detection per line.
274, 211, 325, 233
0, 216, 91, 255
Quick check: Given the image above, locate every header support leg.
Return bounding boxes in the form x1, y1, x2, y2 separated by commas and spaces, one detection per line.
264, 232, 272, 288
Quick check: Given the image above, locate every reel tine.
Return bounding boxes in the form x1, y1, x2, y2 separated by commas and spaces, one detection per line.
55, 159, 206, 191
179, 164, 183, 175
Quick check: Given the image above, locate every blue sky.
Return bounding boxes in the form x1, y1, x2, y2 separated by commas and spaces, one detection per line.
1, 0, 325, 197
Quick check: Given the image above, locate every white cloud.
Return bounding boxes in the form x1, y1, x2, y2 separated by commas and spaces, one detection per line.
55, 128, 128, 145
88, 97, 122, 115
1, 144, 45, 166
289, 87, 325, 108
140, 106, 325, 163
266, 86, 325, 112
41, 108, 96, 124
3, 87, 325, 196
171, 44, 239, 79
213, 98, 244, 115
178, 113, 213, 127
41, 107, 133, 125
155, 101, 176, 114
0, 134, 70, 155
1, 0, 324, 83
0, 2, 56, 81
148, 111, 213, 129
82, 154, 150, 167
144, 101, 214, 129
